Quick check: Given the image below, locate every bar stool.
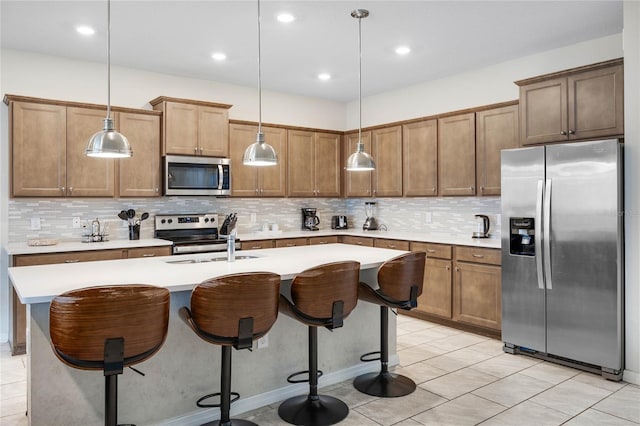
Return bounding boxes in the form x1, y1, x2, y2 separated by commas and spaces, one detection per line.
353, 251, 426, 397
49, 284, 170, 426
277, 261, 360, 426
180, 272, 281, 426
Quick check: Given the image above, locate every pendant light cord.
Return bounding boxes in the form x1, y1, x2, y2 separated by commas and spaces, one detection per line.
358, 14, 362, 146
257, 0, 262, 134
107, 0, 111, 119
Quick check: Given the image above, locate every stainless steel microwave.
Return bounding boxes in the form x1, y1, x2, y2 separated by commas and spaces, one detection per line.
164, 155, 231, 196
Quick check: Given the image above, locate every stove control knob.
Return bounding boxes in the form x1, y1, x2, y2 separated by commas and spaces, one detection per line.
161, 219, 166, 224
167, 219, 173, 224
204, 218, 209, 223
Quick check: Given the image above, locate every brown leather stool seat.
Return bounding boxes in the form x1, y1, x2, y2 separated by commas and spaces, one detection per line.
353, 251, 426, 397
277, 261, 360, 426
181, 272, 281, 426
49, 284, 170, 426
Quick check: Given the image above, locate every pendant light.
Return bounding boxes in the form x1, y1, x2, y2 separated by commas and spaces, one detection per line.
85, 0, 132, 158
346, 9, 375, 172
243, 0, 278, 166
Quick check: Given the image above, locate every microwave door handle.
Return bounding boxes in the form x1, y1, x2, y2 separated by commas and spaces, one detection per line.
218, 164, 224, 190
543, 178, 552, 290
535, 179, 545, 290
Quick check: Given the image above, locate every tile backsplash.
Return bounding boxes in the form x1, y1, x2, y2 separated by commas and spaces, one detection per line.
7, 196, 501, 243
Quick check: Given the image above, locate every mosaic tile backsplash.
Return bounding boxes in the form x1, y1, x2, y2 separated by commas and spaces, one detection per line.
7, 196, 501, 243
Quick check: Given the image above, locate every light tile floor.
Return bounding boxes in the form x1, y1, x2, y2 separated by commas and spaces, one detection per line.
1, 315, 638, 425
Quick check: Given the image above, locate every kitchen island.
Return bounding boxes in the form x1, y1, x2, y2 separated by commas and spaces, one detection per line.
9, 243, 406, 425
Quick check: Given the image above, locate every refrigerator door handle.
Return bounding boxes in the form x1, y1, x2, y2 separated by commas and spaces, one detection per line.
536, 179, 545, 290
543, 178, 553, 290
534, 180, 544, 290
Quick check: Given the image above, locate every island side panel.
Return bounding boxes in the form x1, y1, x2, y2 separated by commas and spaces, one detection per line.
28, 286, 393, 425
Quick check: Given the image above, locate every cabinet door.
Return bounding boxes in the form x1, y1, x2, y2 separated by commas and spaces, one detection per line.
438, 113, 476, 196
229, 123, 259, 196
344, 131, 372, 197
198, 106, 229, 157
476, 105, 519, 196
66, 107, 115, 197
11, 101, 67, 197
453, 262, 501, 330
315, 132, 341, 197
117, 112, 161, 197
403, 119, 437, 196
568, 64, 624, 140
418, 258, 452, 318
164, 101, 199, 155
287, 129, 315, 196
372, 125, 402, 197
519, 78, 568, 145
258, 126, 287, 197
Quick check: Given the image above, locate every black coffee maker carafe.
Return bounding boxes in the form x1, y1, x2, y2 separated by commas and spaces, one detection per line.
301, 208, 320, 231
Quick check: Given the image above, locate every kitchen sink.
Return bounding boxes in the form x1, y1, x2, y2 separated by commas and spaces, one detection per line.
166, 255, 259, 264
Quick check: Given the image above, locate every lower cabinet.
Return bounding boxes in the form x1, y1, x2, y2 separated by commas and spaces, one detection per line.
374, 239, 410, 250
242, 240, 275, 250
340, 236, 374, 247
9, 246, 171, 355
411, 242, 453, 319
308, 236, 339, 245
453, 246, 502, 331
275, 238, 309, 248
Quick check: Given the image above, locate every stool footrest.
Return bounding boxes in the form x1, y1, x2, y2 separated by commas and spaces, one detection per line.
360, 351, 381, 362
196, 391, 240, 408
286, 369, 324, 384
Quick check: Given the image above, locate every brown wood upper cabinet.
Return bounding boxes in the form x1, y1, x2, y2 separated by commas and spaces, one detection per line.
150, 96, 231, 157
229, 123, 287, 197
475, 104, 519, 196
344, 126, 403, 197
403, 119, 438, 196
517, 59, 624, 146
117, 112, 161, 197
287, 129, 341, 197
438, 112, 476, 196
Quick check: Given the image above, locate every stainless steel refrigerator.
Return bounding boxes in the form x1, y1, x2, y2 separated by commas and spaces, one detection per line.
501, 139, 624, 380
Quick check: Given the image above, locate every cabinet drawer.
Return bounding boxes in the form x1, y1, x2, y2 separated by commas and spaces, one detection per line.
308, 236, 339, 245
127, 246, 172, 258
275, 238, 309, 248
13, 249, 125, 266
374, 239, 410, 251
340, 236, 374, 247
243, 240, 274, 250
411, 242, 452, 260
455, 246, 501, 265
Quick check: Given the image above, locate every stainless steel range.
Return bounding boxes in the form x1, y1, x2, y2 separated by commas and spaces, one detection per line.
155, 213, 240, 255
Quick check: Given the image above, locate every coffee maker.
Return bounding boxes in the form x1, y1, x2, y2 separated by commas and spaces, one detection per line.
301, 208, 320, 231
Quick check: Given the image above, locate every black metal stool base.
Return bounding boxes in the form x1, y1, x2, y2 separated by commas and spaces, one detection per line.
353, 371, 416, 397
201, 419, 258, 426
278, 394, 349, 426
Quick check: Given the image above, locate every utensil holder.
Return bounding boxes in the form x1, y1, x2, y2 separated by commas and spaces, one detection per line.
128, 224, 140, 240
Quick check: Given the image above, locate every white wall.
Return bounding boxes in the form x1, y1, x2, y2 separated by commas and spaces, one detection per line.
623, 0, 640, 385
347, 34, 623, 129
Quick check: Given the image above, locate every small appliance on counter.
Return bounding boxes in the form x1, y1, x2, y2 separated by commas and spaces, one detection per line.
472, 214, 490, 238
363, 202, 379, 231
301, 208, 320, 231
331, 215, 348, 230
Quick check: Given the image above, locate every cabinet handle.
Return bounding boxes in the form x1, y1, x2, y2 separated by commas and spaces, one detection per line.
64, 259, 80, 263
194, 147, 198, 153
200, 147, 204, 152
260, 189, 264, 193
569, 130, 575, 135
426, 249, 436, 253
560, 131, 567, 135
61, 186, 65, 194
356, 242, 363, 245
318, 241, 327, 244
432, 187, 436, 193
142, 254, 156, 257
286, 243, 295, 247
69, 187, 73, 193
255, 188, 259, 194
472, 253, 485, 258
445, 265, 450, 271
155, 187, 159, 192
455, 267, 460, 272
389, 245, 396, 249
470, 186, 474, 192
251, 245, 262, 249
480, 186, 484, 194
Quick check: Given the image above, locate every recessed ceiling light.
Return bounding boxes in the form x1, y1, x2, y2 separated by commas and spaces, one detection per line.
395, 46, 411, 55
211, 52, 227, 61
318, 73, 331, 81
76, 26, 95, 36
277, 13, 295, 23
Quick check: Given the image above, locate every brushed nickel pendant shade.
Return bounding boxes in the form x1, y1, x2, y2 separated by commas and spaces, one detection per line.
243, 0, 277, 166
346, 9, 375, 172
86, 0, 132, 158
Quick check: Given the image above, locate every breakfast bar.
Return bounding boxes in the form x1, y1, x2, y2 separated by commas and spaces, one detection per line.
9, 243, 406, 425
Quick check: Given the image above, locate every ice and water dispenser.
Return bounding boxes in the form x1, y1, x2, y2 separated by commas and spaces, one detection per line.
509, 217, 535, 256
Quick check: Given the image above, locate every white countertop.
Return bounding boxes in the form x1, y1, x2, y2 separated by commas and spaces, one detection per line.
5, 238, 173, 255
9, 243, 407, 304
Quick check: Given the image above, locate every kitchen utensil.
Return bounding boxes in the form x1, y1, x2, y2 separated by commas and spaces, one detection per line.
127, 209, 135, 219
363, 202, 379, 231
140, 212, 150, 221
118, 211, 128, 221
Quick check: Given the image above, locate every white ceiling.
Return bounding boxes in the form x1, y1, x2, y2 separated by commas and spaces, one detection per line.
0, 1, 623, 103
